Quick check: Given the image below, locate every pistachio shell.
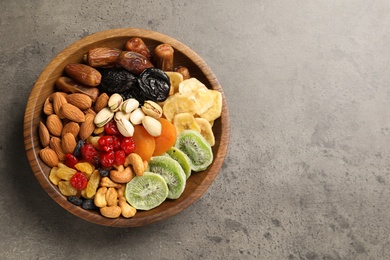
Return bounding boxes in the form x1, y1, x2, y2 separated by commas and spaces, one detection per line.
94, 107, 114, 127
141, 100, 162, 119
116, 118, 134, 137
121, 98, 139, 113
114, 111, 131, 122
142, 116, 162, 137
130, 108, 145, 125
108, 93, 123, 112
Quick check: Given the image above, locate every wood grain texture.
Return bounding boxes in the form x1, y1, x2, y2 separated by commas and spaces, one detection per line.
23, 28, 230, 227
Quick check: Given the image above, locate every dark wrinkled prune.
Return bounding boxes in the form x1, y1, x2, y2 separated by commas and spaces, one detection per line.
138, 68, 171, 102
98, 168, 110, 177
120, 87, 146, 105
73, 139, 85, 159
98, 68, 139, 94
67, 196, 83, 206
81, 199, 98, 210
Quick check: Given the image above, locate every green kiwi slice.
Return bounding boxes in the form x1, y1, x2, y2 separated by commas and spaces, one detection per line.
174, 130, 213, 172
147, 156, 186, 199
164, 147, 192, 179
125, 172, 168, 210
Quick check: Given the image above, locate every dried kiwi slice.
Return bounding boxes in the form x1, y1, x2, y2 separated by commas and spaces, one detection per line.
125, 172, 168, 210
147, 156, 186, 199
164, 147, 192, 179
175, 130, 213, 172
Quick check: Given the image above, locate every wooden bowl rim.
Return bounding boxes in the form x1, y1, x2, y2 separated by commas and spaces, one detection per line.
23, 28, 230, 227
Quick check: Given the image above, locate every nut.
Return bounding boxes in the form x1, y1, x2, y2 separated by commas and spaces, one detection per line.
94, 187, 107, 208
100, 205, 121, 218
94, 107, 114, 127
116, 118, 134, 137
124, 153, 145, 176
49, 137, 66, 161
79, 113, 95, 140
66, 93, 92, 111
52, 92, 68, 119
141, 100, 162, 119
43, 97, 54, 115
39, 121, 50, 147
64, 63, 102, 87
114, 111, 130, 122
94, 93, 109, 113
39, 146, 59, 167
119, 196, 136, 218
129, 108, 145, 125
106, 187, 118, 207
62, 122, 80, 138
46, 114, 63, 136
109, 165, 135, 183
108, 93, 123, 112
121, 98, 139, 113
60, 103, 85, 123
142, 116, 162, 137
62, 133, 77, 154
100, 177, 122, 188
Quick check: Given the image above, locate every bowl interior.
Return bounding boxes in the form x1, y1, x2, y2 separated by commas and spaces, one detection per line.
24, 28, 230, 227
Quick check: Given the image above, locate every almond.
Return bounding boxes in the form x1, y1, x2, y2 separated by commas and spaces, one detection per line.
79, 113, 96, 140
52, 92, 68, 119
43, 97, 54, 115
94, 93, 109, 113
46, 114, 63, 136
66, 93, 92, 111
49, 137, 66, 161
60, 103, 85, 123
40, 147, 59, 167
39, 121, 50, 147
62, 122, 80, 138
84, 108, 97, 117
62, 133, 77, 154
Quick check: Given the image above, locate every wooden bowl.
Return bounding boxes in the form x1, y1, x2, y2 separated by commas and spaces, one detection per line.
23, 28, 230, 227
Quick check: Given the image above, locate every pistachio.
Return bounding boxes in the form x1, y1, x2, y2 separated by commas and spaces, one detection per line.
141, 100, 162, 119
129, 108, 145, 125
116, 118, 135, 137
121, 98, 139, 113
94, 107, 114, 127
114, 110, 131, 122
108, 93, 123, 112
142, 116, 162, 137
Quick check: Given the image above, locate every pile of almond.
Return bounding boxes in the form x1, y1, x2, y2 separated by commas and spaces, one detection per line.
39, 91, 109, 167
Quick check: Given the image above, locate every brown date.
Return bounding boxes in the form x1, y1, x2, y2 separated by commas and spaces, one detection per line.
117, 51, 154, 75
64, 63, 102, 87
55, 77, 99, 102
175, 66, 190, 80
125, 38, 151, 60
86, 47, 121, 68
154, 43, 174, 71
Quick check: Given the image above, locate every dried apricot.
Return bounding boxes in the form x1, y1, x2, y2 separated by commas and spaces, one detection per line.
153, 118, 177, 156
132, 125, 155, 161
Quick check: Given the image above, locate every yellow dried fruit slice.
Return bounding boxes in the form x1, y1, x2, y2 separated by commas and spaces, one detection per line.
162, 94, 197, 122
85, 170, 101, 198
178, 78, 208, 95
56, 166, 77, 180
165, 71, 183, 94
58, 180, 77, 196
49, 166, 61, 185
75, 162, 94, 174
199, 90, 222, 122
173, 113, 201, 134
195, 117, 215, 146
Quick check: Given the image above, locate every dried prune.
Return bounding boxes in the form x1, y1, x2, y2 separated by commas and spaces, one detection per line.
98, 68, 139, 94
138, 68, 171, 102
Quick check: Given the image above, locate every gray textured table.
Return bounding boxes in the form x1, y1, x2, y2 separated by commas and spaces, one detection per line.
2, 1, 390, 259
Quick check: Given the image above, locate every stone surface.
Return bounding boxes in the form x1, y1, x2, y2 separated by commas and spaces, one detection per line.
2, 0, 390, 259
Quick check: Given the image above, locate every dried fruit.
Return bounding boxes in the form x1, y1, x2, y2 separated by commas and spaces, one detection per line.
138, 68, 171, 102
86, 47, 121, 68
125, 37, 151, 60
85, 170, 101, 198
65, 63, 102, 87
118, 51, 154, 75
70, 172, 89, 190
154, 43, 174, 71
75, 162, 94, 175
65, 153, 79, 169
58, 180, 78, 196
56, 77, 99, 102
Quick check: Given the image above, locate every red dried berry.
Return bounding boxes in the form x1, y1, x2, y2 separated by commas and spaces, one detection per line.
120, 137, 136, 154
80, 143, 99, 163
65, 153, 79, 169
98, 135, 115, 152
104, 119, 120, 135
114, 150, 126, 165
100, 151, 115, 168
70, 172, 88, 190
112, 135, 121, 151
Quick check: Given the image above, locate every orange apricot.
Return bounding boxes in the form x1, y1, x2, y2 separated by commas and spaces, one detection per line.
132, 125, 155, 161
153, 118, 177, 156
